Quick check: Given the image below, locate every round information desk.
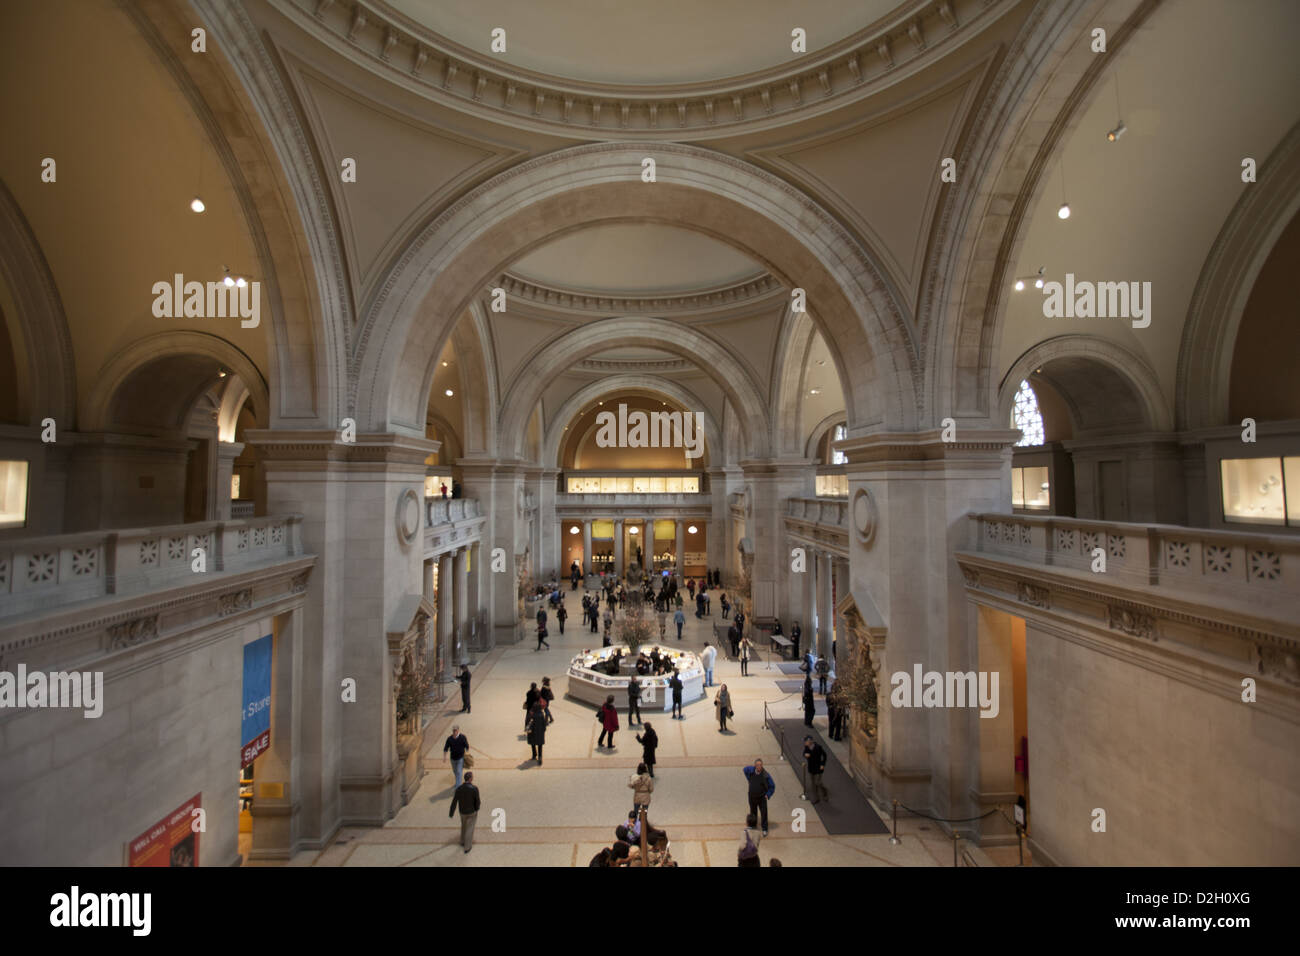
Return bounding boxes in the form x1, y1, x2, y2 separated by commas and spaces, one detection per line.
566, 644, 705, 711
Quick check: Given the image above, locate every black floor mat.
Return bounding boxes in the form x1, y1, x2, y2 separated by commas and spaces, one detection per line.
767, 719, 889, 835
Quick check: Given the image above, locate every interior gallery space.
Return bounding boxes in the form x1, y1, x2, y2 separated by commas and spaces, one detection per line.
0, 0, 1298, 877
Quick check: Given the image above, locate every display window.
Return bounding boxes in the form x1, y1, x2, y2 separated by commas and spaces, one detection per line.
0, 460, 28, 529
1220, 457, 1291, 526
565, 475, 702, 494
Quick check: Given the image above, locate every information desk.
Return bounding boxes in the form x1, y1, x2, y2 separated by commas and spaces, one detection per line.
566, 644, 705, 711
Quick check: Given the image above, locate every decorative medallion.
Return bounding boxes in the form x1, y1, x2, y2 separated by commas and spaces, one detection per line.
218, 588, 254, 617
851, 487, 878, 547
107, 615, 160, 650
1107, 605, 1155, 641
397, 487, 421, 544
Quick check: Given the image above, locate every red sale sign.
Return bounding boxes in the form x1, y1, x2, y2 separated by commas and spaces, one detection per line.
127, 793, 201, 866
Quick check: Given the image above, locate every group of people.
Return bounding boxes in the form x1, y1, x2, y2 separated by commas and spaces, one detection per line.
523, 677, 556, 764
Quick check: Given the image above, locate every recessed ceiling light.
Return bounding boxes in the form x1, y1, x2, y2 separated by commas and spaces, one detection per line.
444, 389, 454, 397
687, 525, 698, 534
442, 361, 449, 367
629, 526, 639, 534
1057, 203, 1071, 220
570, 526, 579, 535
235, 276, 247, 288
809, 388, 822, 395
190, 197, 205, 213
1014, 279, 1025, 291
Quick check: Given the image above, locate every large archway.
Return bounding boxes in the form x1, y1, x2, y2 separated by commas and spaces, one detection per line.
354, 143, 915, 440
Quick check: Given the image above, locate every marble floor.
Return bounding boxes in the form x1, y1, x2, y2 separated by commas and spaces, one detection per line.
268, 592, 1017, 867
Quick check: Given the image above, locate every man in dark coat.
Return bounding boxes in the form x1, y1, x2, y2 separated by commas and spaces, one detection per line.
669, 670, 684, 719
627, 674, 643, 726
524, 682, 539, 730
790, 623, 801, 661
449, 771, 481, 853
556, 603, 567, 635
458, 664, 471, 714
636, 721, 659, 777
527, 702, 547, 765
743, 759, 775, 836
540, 677, 555, 724
802, 676, 816, 727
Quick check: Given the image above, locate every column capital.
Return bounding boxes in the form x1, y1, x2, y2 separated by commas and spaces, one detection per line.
247, 429, 437, 470
838, 429, 1020, 474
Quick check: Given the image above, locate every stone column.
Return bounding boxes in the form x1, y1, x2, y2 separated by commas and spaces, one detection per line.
582, 520, 593, 578
613, 519, 624, 578
738, 460, 811, 621
438, 551, 454, 679
458, 458, 524, 646
537, 467, 559, 580
213, 440, 244, 520
248, 606, 302, 861
248, 429, 436, 835
466, 541, 481, 651
453, 547, 469, 666
800, 545, 816, 638
675, 518, 685, 580
817, 550, 833, 659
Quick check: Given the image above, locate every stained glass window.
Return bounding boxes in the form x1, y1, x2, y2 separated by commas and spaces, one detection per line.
1011, 380, 1045, 447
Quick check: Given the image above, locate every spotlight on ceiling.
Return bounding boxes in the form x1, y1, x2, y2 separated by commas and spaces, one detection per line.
809, 387, 822, 395
569, 526, 579, 535
1014, 279, 1025, 292
223, 268, 234, 288
190, 197, 205, 213
444, 389, 454, 397
442, 361, 449, 367
1106, 123, 1127, 142
217, 369, 227, 378
687, 525, 698, 534
629, 526, 639, 534
235, 276, 247, 288
1057, 203, 1071, 220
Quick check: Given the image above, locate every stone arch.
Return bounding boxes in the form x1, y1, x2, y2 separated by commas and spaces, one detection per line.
0, 180, 76, 427
542, 375, 723, 469
355, 143, 915, 440
216, 375, 252, 442
86, 331, 270, 435
770, 307, 820, 456
1176, 120, 1300, 430
997, 335, 1170, 437
921, 0, 1157, 426
805, 412, 849, 461
498, 317, 770, 461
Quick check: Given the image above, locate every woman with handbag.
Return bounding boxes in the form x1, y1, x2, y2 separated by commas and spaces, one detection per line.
715, 684, 733, 732
597, 695, 620, 749
627, 762, 654, 815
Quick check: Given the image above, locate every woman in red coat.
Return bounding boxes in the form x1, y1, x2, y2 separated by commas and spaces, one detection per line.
597, 695, 620, 749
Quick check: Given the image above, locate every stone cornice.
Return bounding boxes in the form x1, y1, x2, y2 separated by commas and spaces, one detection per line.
839, 428, 1019, 465
276, 0, 1014, 139
497, 270, 783, 315
572, 358, 691, 373
246, 429, 437, 466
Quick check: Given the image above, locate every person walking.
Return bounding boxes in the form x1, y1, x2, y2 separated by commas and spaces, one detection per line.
657, 606, 667, 640
727, 623, 739, 658
743, 759, 775, 836
556, 603, 567, 635
527, 701, 547, 765
687, 579, 696, 601
720, 592, 730, 619
739, 636, 752, 677
802, 676, 816, 727
518, 683, 538, 733
734, 608, 745, 640
443, 725, 469, 789
803, 735, 829, 803
540, 676, 555, 724
627, 673, 643, 726
695, 590, 705, 619
449, 771, 481, 853
673, 606, 685, 641
535, 620, 550, 651
700, 642, 717, 687
458, 664, 472, 714
669, 669, 684, 719
603, 608, 613, 646
597, 695, 620, 749
815, 655, 831, 695
590, 598, 600, 633
674, 589, 683, 611
636, 721, 658, 777
536, 606, 547, 632
628, 762, 654, 815
714, 684, 732, 732
738, 813, 763, 868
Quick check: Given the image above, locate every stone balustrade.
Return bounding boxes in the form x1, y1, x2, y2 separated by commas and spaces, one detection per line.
555, 493, 710, 511
0, 514, 306, 620
425, 496, 482, 527
785, 497, 849, 529
967, 512, 1299, 600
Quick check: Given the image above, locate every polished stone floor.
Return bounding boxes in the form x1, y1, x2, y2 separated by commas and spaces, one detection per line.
264, 591, 1021, 866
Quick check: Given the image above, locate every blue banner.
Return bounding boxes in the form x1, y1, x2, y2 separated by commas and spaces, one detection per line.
240, 635, 272, 766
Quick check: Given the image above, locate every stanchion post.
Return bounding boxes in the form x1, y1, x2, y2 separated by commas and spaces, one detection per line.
640, 807, 649, 867
952, 831, 959, 867
1017, 823, 1024, 867
889, 799, 900, 845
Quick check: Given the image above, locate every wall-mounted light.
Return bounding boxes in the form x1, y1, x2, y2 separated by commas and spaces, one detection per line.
444, 389, 454, 397
569, 526, 579, 534
629, 526, 639, 534
687, 525, 698, 534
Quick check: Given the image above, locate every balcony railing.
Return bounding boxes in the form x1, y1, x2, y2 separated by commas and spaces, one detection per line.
426, 497, 482, 527
785, 497, 849, 529
966, 512, 1299, 599
0, 514, 306, 619
556, 493, 710, 509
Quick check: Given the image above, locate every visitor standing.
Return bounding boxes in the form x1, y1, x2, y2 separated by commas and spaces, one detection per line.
523, 682, 539, 730
740, 636, 752, 677
802, 676, 816, 727
738, 813, 762, 867
443, 725, 469, 788
536, 606, 547, 631
627, 673, 643, 726
728, 623, 739, 658
636, 721, 658, 777
715, 684, 732, 732
790, 622, 801, 661
735, 607, 745, 640
556, 603, 567, 635
590, 598, 600, 633
695, 591, 705, 619
720, 592, 730, 619
815, 655, 831, 695
603, 608, 613, 646
743, 760, 774, 836
527, 702, 547, 765
540, 677, 555, 724
598, 695, 620, 748
700, 642, 716, 687
669, 669, 684, 719
687, 579, 696, 601
628, 763, 654, 815
657, 606, 667, 639
449, 771, 480, 853
458, 664, 471, 714
673, 606, 685, 640
803, 736, 829, 803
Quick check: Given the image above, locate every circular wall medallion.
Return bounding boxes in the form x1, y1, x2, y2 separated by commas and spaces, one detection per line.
852, 487, 877, 547
397, 488, 421, 544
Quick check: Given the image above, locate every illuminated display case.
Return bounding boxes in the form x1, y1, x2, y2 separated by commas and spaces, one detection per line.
0, 460, 28, 529
1220, 457, 1296, 526
1012, 466, 1050, 510
566, 474, 701, 494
